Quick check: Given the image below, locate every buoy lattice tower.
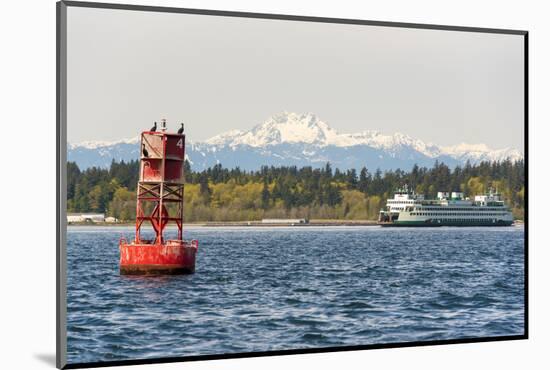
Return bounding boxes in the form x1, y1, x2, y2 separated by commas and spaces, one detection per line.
119, 126, 198, 275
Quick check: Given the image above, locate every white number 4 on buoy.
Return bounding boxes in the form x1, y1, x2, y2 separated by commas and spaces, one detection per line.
176, 138, 183, 148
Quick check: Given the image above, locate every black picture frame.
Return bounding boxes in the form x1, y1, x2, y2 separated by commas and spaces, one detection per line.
56, 1, 528, 368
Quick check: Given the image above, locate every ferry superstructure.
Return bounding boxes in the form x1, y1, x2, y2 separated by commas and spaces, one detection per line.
378, 185, 514, 226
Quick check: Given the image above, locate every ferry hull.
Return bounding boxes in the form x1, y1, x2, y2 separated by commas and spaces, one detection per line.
379, 220, 514, 227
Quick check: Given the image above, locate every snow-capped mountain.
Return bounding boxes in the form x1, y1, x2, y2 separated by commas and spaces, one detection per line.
68, 112, 523, 171
205, 112, 341, 147
440, 143, 523, 163
206, 112, 441, 156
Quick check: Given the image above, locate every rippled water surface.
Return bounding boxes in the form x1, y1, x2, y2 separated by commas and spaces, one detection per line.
67, 226, 525, 364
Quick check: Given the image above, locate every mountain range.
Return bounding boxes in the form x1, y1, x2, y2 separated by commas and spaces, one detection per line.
68, 112, 523, 171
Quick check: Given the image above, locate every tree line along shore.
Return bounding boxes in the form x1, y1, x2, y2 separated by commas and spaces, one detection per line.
67, 159, 525, 222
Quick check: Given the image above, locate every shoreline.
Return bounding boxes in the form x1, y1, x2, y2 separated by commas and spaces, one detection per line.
67, 220, 381, 227
67, 219, 524, 227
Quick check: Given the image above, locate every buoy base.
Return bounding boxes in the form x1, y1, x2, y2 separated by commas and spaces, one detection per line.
119, 239, 198, 276
120, 264, 194, 275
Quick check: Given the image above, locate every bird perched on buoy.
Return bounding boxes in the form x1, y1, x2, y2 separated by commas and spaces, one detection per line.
150, 121, 157, 132
142, 144, 149, 158
177, 123, 184, 134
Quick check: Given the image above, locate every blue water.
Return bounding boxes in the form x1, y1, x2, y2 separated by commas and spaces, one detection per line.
66, 226, 525, 364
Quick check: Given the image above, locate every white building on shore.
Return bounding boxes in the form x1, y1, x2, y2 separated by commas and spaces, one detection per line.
67, 213, 105, 223
261, 218, 308, 224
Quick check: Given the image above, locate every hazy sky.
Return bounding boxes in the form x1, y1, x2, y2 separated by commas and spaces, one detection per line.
67, 7, 524, 150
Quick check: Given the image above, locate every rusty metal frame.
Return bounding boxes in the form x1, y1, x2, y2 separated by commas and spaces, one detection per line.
135, 132, 185, 245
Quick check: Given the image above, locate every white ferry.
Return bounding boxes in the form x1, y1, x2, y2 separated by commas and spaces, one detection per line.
378, 185, 514, 227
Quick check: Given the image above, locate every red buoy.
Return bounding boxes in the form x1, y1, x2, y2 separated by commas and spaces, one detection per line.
119, 123, 198, 275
